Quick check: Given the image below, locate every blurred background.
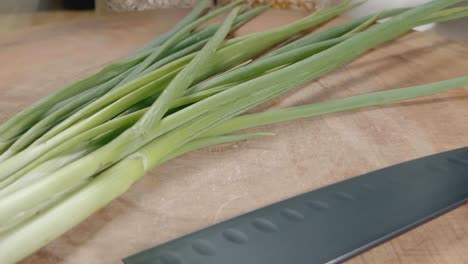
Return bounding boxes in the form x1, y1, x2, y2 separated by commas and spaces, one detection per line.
0, 0, 467, 41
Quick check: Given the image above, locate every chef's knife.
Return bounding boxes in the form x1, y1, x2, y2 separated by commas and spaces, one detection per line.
124, 147, 468, 264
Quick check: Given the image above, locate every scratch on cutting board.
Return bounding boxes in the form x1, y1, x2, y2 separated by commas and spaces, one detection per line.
212, 196, 244, 224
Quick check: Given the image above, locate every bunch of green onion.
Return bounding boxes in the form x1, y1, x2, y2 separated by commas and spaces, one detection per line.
0, 0, 467, 262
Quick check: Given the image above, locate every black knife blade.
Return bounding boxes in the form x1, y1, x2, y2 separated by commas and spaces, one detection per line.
124, 147, 468, 264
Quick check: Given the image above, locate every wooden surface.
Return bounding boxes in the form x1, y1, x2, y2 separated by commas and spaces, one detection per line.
0, 9, 467, 264
0, 11, 95, 34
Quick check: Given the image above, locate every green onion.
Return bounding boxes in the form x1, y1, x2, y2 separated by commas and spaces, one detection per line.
5, 68, 134, 155
128, 0, 210, 57
119, 0, 244, 84
205, 76, 468, 137
266, 8, 409, 58
0, 3, 353, 184
0, 1, 467, 262
187, 35, 351, 95
0, 57, 141, 150
0, 0, 214, 149
0, 4, 242, 226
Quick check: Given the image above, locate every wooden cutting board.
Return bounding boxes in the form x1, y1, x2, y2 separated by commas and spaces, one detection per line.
0, 8, 467, 264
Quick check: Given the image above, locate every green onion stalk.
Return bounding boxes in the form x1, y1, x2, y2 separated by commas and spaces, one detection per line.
0, 5, 277, 170
0, 0, 263, 160
0, 0, 356, 188
0, 0, 467, 262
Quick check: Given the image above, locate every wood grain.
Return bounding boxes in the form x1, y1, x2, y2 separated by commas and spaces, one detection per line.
0, 11, 95, 34
0, 9, 466, 264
